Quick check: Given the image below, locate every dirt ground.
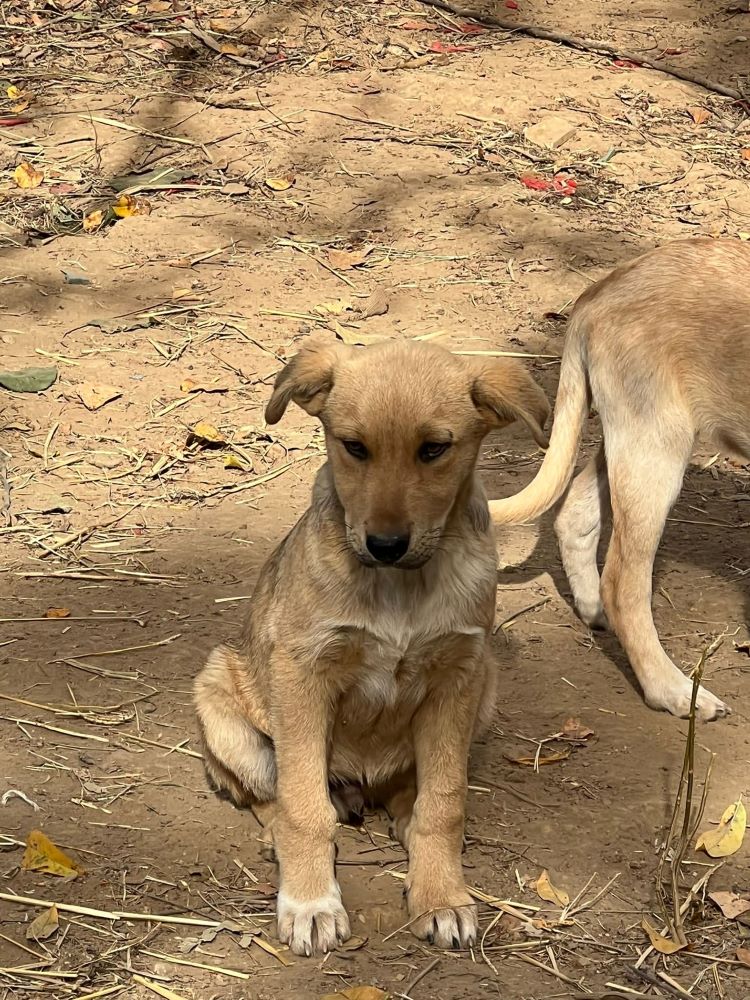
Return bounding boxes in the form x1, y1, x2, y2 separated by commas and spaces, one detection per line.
1, 1, 749, 998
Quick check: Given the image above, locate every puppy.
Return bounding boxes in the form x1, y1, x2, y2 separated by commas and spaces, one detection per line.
194, 337, 548, 956
489, 238, 749, 721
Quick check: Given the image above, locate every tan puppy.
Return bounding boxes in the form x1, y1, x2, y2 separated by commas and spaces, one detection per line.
194, 338, 548, 956
489, 238, 749, 721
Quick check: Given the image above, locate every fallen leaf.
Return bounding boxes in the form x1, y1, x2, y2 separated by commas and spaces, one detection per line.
14, 161, 44, 189
7, 84, 22, 100
560, 717, 595, 742
354, 288, 389, 319
313, 298, 354, 317
83, 209, 106, 232
78, 384, 122, 411
22, 830, 84, 878
509, 749, 571, 766
180, 378, 229, 394
553, 173, 578, 195
642, 918, 686, 954
521, 174, 553, 192
0, 116, 31, 127
27, 905, 59, 941
742, 149, 750, 161
321, 988, 388, 1000
189, 422, 226, 446
696, 799, 746, 857
505, 0, 519, 7
613, 58, 640, 69
428, 40, 474, 53
333, 325, 385, 347
737, 946, 750, 967
112, 193, 151, 218
45, 608, 71, 619
709, 891, 750, 920
688, 106, 711, 126
534, 870, 569, 907
224, 454, 247, 471
457, 21, 485, 33
327, 246, 373, 271
264, 175, 295, 192
0, 366, 58, 393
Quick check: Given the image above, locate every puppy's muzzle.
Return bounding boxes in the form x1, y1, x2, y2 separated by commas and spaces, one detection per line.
365, 532, 410, 565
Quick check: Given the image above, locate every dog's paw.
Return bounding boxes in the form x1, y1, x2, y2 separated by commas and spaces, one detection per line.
277, 884, 350, 956
407, 885, 477, 949
645, 669, 730, 722
576, 598, 608, 630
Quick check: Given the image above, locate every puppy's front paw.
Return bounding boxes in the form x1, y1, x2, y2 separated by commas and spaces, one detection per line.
277, 884, 350, 956
407, 882, 477, 949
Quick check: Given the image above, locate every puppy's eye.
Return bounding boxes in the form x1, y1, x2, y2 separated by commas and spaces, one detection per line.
342, 439, 368, 460
418, 441, 451, 463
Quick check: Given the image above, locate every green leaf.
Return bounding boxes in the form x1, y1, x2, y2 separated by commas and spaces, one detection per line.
0, 366, 58, 392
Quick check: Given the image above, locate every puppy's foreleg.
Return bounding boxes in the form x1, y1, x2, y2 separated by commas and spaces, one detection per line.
271, 649, 350, 957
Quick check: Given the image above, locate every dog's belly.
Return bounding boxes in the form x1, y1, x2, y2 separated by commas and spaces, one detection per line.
327, 630, 485, 786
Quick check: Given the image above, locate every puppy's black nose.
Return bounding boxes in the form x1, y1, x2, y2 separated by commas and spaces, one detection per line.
365, 532, 410, 564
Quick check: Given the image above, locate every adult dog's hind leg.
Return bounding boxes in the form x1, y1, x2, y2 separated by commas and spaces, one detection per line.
555, 445, 610, 629
600, 431, 729, 722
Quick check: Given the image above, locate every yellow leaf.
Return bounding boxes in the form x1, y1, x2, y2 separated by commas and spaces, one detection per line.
313, 298, 354, 317
696, 798, 746, 857
321, 988, 389, 1000
45, 608, 70, 619
7, 85, 21, 100
534, 869, 569, 907
688, 106, 710, 126
78, 384, 122, 411
264, 175, 295, 192
224, 454, 247, 470
14, 161, 44, 189
83, 209, 106, 233
190, 421, 226, 445
27, 904, 59, 941
113, 193, 151, 218
641, 918, 686, 954
22, 830, 84, 878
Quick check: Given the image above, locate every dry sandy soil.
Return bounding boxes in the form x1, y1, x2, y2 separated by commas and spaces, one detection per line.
1, 1, 749, 998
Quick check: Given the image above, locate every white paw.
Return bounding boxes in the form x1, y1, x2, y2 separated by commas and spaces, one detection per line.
575, 597, 608, 630
644, 668, 730, 722
277, 884, 350, 956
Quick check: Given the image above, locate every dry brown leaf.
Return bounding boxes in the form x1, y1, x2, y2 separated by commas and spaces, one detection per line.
327, 246, 374, 271
696, 799, 746, 857
321, 988, 388, 1000
27, 904, 59, 941
560, 717, 595, 742
113, 193, 151, 218
742, 149, 750, 161
190, 421, 226, 446
264, 175, 295, 192
509, 749, 570, 766
642, 918, 686, 954
709, 891, 750, 920
534, 869, 569, 907
737, 946, 750, 967
22, 830, 84, 878
688, 106, 711, 126
45, 608, 71, 619
78, 384, 122, 411
314, 298, 354, 317
333, 324, 385, 347
14, 161, 44, 189
355, 288, 389, 319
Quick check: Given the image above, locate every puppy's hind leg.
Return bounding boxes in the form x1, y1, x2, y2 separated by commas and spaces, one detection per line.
600, 429, 729, 722
554, 446, 610, 629
194, 646, 277, 806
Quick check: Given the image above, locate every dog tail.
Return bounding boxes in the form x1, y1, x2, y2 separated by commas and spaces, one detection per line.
488, 311, 590, 525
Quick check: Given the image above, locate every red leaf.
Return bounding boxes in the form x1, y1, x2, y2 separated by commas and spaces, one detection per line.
505, 0, 519, 7
456, 21, 485, 33
521, 175, 553, 191
613, 58, 640, 69
429, 40, 474, 53
553, 173, 577, 195
398, 18, 439, 30
0, 116, 31, 126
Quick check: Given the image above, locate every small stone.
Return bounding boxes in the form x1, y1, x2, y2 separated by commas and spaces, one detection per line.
524, 115, 577, 149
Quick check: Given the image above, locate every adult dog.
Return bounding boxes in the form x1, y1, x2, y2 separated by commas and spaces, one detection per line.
489, 238, 749, 722
194, 337, 548, 956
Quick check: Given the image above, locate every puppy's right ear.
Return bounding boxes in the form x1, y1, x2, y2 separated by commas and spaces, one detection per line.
265, 338, 343, 424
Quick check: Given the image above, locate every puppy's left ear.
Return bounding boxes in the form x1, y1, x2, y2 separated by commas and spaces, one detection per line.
470, 358, 550, 448
265, 337, 345, 424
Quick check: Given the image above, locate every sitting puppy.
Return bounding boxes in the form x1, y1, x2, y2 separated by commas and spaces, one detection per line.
489, 238, 749, 721
194, 337, 548, 956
